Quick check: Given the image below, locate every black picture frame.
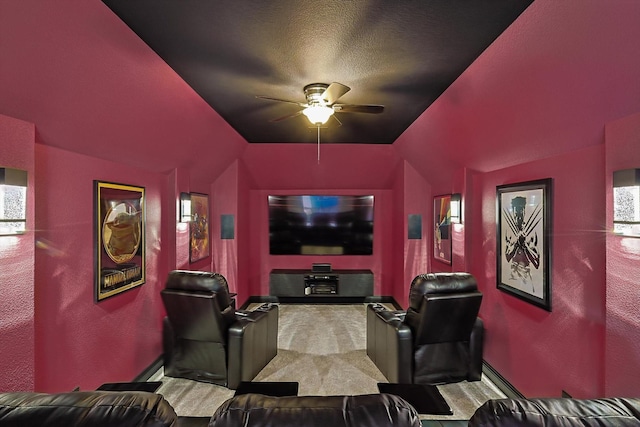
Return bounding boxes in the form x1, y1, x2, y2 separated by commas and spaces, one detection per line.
433, 194, 452, 265
496, 178, 552, 311
94, 181, 145, 301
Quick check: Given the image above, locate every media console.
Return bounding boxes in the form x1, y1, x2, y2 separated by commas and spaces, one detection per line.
269, 269, 374, 299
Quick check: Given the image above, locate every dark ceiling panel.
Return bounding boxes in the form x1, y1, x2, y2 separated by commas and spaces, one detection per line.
102, 0, 533, 144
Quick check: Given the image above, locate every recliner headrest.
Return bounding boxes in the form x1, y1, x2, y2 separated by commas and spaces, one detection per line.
165, 270, 229, 293
165, 270, 233, 310
409, 273, 478, 310
165, 270, 233, 308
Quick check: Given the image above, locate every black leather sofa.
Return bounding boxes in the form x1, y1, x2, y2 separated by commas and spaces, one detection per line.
455, 397, 640, 427
208, 393, 422, 427
2, 390, 639, 427
367, 273, 483, 385
161, 270, 278, 389
422, 397, 640, 427
0, 390, 421, 427
0, 390, 209, 427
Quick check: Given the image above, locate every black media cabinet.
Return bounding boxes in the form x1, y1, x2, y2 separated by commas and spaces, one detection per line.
269, 269, 374, 302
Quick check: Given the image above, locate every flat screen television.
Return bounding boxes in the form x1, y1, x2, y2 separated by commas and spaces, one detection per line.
268, 195, 374, 255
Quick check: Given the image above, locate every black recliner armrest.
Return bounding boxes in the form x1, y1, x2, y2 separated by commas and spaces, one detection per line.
378, 309, 405, 322
368, 303, 406, 323
227, 305, 279, 389
235, 303, 277, 320
366, 304, 413, 384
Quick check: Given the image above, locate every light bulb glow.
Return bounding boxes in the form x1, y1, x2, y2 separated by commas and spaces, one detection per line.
303, 105, 334, 125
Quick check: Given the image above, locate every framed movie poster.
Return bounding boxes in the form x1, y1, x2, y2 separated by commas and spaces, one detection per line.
496, 178, 552, 311
94, 181, 145, 301
433, 194, 452, 265
189, 192, 210, 263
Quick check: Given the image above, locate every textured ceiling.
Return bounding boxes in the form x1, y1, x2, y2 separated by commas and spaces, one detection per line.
102, 1, 533, 144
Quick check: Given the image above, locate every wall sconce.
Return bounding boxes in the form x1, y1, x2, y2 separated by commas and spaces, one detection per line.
179, 192, 192, 223
450, 193, 462, 224
0, 167, 28, 235
613, 168, 640, 237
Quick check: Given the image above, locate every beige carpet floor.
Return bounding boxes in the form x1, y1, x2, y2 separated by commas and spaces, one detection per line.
152, 304, 505, 421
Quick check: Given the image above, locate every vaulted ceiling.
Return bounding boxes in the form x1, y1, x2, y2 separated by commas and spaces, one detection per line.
4, 1, 638, 190
101, 1, 533, 145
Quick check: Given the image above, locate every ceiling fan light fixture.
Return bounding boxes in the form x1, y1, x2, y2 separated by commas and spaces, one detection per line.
303, 105, 334, 125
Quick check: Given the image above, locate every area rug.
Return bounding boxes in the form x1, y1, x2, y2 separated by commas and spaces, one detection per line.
234, 381, 299, 397
97, 381, 162, 393
378, 383, 452, 415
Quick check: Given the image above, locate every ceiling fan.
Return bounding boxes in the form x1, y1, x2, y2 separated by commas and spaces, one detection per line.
256, 82, 384, 126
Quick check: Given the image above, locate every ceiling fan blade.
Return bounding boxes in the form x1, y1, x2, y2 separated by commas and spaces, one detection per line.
322, 82, 350, 105
333, 104, 384, 114
256, 95, 305, 107
270, 110, 303, 122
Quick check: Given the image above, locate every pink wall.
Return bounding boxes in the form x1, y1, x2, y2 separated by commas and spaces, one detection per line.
33, 145, 168, 392
241, 144, 400, 191
392, 1, 640, 398
451, 168, 472, 272
241, 143, 402, 302
212, 161, 243, 301
0, 114, 35, 391
604, 111, 640, 397
237, 161, 253, 304
0, 0, 246, 188
2, 0, 640, 398
168, 168, 191, 271
396, 161, 431, 306
394, 2, 640, 186
471, 145, 606, 398
1, 0, 246, 392
247, 188, 393, 298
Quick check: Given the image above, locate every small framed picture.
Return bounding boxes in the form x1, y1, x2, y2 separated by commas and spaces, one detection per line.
189, 192, 210, 263
433, 194, 452, 265
496, 178, 552, 311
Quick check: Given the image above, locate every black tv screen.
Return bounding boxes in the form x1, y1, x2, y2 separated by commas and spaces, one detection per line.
268, 195, 374, 255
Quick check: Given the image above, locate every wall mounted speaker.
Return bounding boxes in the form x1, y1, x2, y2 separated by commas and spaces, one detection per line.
408, 214, 422, 239
221, 214, 234, 239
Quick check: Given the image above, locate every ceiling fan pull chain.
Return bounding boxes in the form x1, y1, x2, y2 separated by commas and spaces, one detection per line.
317, 125, 321, 164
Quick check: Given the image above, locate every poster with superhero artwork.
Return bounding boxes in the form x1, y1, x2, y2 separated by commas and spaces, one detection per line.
496, 179, 552, 311
94, 181, 145, 301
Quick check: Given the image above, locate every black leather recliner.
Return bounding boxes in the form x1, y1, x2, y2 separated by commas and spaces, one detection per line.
3, 391, 639, 427
161, 270, 278, 390
210, 393, 422, 427
367, 272, 483, 385
0, 391, 183, 427
468, 397, 640, 427
0, 390, 425, 427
